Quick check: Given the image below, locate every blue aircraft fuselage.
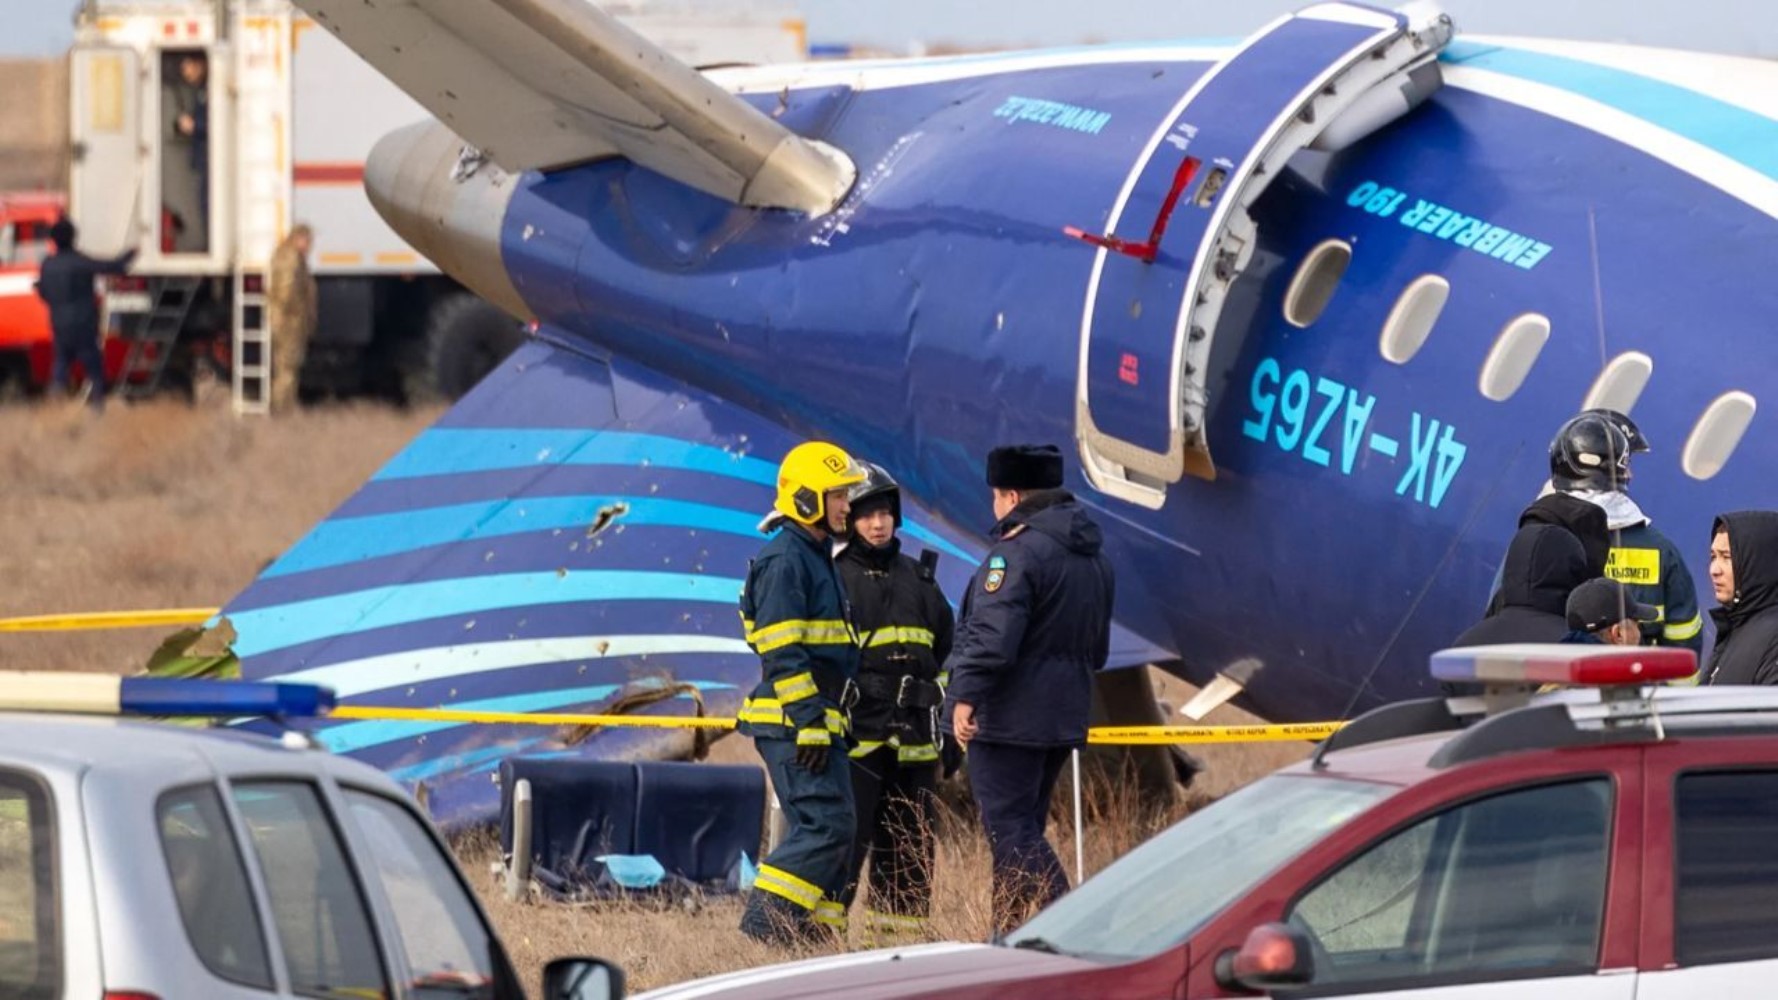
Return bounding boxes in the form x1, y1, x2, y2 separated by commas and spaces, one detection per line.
491, 43, 1778, 721
226, 19, 1778, 824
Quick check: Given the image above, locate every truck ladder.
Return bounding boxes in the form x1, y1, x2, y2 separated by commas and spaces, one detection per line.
228, 1, 291, 417
232, 268, 270, 416
118, 276, 202, 400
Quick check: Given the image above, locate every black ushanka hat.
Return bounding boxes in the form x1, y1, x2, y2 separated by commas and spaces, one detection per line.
986, 444, 1064, 491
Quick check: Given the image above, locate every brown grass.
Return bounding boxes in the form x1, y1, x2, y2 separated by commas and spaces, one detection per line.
474, 678, 1311, 994
0, 400, 1315, 994
463, 749, 1215, 995
0, 399, 440, 673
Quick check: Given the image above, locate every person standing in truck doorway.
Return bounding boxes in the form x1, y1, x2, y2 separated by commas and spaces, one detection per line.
162, 52, 209, 253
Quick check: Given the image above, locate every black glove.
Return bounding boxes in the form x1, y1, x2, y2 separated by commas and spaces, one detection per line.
940, 737, 965, 781
795, 740, 830, 774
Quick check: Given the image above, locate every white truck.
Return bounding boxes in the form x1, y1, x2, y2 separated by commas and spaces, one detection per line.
67, 0, 807, 411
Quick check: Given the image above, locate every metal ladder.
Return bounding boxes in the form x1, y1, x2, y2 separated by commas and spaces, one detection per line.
228, 1, 291, 417
118, 276, 202, 400
232, 268, 270, 415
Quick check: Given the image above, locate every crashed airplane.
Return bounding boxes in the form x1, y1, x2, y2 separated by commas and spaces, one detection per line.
221, 0, 1777, 823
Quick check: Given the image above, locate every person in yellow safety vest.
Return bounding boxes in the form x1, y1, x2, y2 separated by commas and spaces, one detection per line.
1550, 410, 1704, 656
833, 461, 954, 941
736, 441, 866, 946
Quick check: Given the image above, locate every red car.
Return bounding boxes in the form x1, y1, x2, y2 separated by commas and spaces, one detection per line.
579, 645, 1777, 999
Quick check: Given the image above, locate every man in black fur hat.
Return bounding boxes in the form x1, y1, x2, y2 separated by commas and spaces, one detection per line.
942, 443, 1115, 936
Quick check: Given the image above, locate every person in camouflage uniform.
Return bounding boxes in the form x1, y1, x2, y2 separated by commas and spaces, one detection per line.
268, 224, 316, 412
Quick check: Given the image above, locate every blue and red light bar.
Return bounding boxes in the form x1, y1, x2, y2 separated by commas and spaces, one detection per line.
1433, 644, 1697, 687
0, 672, 335, 718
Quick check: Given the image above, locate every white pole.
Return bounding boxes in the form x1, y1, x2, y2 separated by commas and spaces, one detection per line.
1071, 748, 1084, 884
504, 778, 532, 901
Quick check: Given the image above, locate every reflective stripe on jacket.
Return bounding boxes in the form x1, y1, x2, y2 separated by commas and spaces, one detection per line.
1604, 521, 1703, 653
737, 522, 859, 745
836, 535, 955, 752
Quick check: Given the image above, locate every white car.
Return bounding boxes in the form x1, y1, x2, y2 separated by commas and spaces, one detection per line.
0, 673, 615, 1000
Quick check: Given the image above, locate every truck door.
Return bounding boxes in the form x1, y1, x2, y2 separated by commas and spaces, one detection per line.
1073, 2, 1449, 508
1633, 737, 1778, 997
69, 46, 143, 258
1249, 775, 1638, 998
156, 44, 231, 265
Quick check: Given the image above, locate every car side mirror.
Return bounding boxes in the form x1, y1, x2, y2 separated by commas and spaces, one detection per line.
1213, 922, 1315, 993
542, 957, 626, 1000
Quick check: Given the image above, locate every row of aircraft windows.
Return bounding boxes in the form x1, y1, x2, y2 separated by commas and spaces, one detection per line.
1282, 241, 1757, 481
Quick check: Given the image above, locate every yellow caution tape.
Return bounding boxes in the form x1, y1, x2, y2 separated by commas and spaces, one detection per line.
328, 704, 737, 730
327, 705, 1340, 744
1087, 722, 1345, 745
0, 603, 1345, 748
0, 608, 221, 632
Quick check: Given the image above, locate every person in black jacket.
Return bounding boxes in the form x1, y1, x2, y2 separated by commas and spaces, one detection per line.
1704, 511, 1778, 685
834, 462, 954, 939
1483, 492, 1610, 617
1518, 492, 1611, 580
34, 218, 136, 409
1456, 524, 1593, 647
942, 444, 1114, 937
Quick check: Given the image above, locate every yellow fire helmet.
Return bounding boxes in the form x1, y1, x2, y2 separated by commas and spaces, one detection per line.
774, 441, 866, 526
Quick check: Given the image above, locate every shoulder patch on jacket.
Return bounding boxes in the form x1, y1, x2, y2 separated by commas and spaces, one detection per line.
988, 555, 1006, 570
984, 567, 1006, 593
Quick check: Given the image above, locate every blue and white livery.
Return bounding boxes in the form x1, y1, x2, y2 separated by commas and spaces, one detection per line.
226, 0, 1778, 822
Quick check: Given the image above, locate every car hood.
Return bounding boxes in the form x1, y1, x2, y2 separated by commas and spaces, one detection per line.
632, 942, 1107, 999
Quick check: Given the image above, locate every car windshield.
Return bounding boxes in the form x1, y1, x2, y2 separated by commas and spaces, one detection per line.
1003, 774, 1391, 961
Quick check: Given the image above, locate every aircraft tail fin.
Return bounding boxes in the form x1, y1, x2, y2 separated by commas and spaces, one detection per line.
294, 0, 855, 214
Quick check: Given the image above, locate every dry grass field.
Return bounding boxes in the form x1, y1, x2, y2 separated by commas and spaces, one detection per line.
0, 399, 440, 672
0, 398, 1313, 995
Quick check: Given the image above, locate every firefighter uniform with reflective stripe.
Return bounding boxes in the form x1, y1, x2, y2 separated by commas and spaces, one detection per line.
1604, 521, 1704, 654
835, 533, 954, 935
737, 519, 859, 942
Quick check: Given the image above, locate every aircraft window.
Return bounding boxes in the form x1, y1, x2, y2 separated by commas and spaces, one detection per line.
1682, 391, 1757, 481
1378, 274, 1449, 364
1282, 239, 1351, 329
1582, 351, 1653, 414
1478, 313, 1551, 401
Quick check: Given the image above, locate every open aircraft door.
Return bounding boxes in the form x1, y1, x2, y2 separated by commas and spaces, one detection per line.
1074, 1, 1452, 509
69, 46, 143, 258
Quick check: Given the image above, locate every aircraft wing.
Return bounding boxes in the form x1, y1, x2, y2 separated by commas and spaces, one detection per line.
293, 0, 855, 214
221, 339, 1167, 825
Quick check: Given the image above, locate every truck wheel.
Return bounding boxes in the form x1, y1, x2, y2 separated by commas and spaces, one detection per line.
0, 351, 33, 403
422, 293, 526, 402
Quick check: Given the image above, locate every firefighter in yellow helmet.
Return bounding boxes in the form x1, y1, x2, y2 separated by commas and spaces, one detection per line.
737, 441, 866, 945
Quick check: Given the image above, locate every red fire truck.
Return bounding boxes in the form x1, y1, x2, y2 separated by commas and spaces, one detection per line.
0, 190, 135, 396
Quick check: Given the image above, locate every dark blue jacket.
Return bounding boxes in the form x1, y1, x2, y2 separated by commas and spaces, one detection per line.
736, 520, 859, 746
35, 247, 135, 341
942, 490, 1115, 747
1605, 521, 1703, 653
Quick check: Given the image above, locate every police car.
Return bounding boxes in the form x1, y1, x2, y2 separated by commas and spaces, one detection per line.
597, 645, 1778, 999
0, 673, 614, 1000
